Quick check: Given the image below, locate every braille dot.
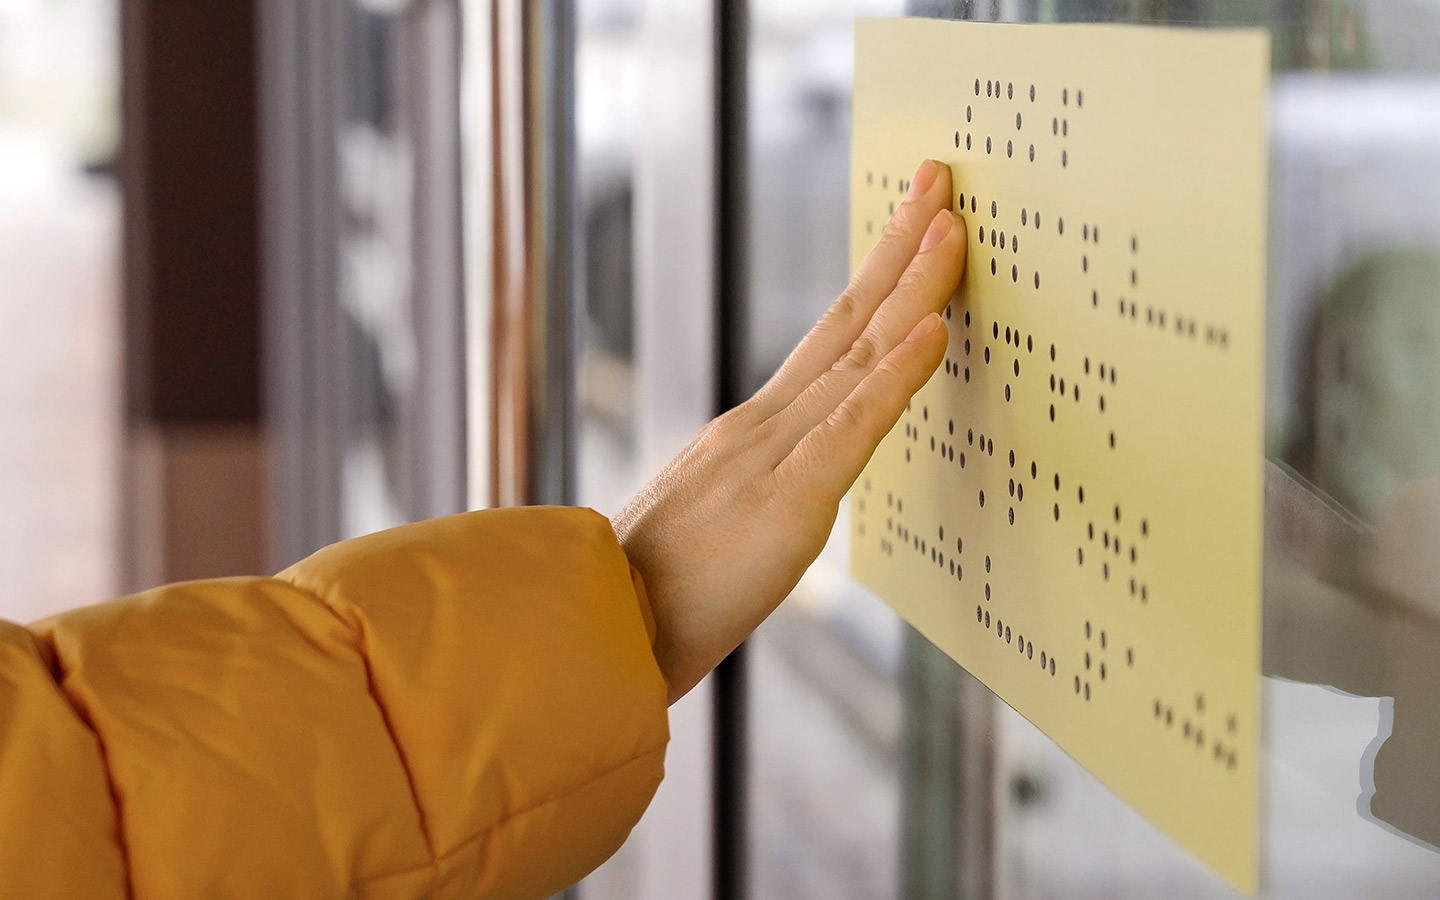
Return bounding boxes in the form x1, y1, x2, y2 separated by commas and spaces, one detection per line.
991, 201, 998, 219
1050, 344, 1056, 361
1007, 82, 1014, 100
1141, 519, 1149, 537
986, 137, 992, 154
1078, 89, 1084, 107
1030, 85, 1036, 101
1082, 255, 1089, 272
1034, 272, 1040, 289
991, 259, 997, 276
1008, 508, 1015, 525
1053, 504, 1060, 521
1009, 479, 1016, 496
1012, 265, 1018, 282
965, 310, 971, 326
1053, 117, 1059, 135
1050, 660, 1056, 676
977, 605, 983, 623
967, 106, 973, 123
976, 79, 981, 95
1005, 385, 1011, 401
1109, 432, 1116, 449
1007, 141, 1013, 157
1054, 474, 1060, 490
964, 368, 970, 382
1035, 211, 1041, 229
1027, 642, 1033, 659
956, 537, 963, 554
1015, 112, 1022, 129
985, 611, 990, 627
1141, 585, 1149, 602
1017, 484, 1024, 501
955, 132, 960, 148
1078, 547, 1084, 565
968, 429, 974, 445
1127, 649, 1134, 666
984, 347, 991, 363
979, 491, 985, 508
985, 583, 991, 600
1062, 150, 1068, 167
1005, 626, 1011, 643
1049, 405, 1055, 422
1030, 462, 1037, 478
971, 196, 977, 213
905, 449, 911, 462
987, 439, 994, 455
1063, 119, 1069, 137
1029, 144, 1035, 162
966, 134, 972, 150
867, 172, 873, 185
987, 80, 993, 96
1078, 486, 1085, 504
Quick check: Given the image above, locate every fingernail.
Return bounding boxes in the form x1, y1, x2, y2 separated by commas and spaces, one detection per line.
905, 313, 942, 343
918, 210, 953, 252
906, 159, 939, 201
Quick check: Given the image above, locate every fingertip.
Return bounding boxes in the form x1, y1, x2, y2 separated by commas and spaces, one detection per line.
903, 311, 942, 343
918, 210, 957, 253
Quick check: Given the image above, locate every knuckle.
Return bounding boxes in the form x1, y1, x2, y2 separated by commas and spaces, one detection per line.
837, 334, 883, 372
826, 401, 866, 435
830, 285, 867, 325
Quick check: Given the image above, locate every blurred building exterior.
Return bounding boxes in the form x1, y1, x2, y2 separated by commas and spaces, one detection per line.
4, 1, 1440, 899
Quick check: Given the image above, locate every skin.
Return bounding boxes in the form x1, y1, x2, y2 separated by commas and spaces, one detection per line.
613, 160, 968, 704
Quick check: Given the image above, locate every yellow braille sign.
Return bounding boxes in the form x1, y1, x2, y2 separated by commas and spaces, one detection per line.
849, 18, 1269, 893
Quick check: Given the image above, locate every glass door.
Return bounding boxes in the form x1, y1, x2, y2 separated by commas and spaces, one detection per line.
736, 2, 1440, 899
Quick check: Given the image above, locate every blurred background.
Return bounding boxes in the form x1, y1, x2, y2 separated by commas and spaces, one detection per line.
4, 1, 1440, 898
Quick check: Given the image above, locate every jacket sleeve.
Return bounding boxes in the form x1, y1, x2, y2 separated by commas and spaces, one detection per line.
11, 506, 669, 900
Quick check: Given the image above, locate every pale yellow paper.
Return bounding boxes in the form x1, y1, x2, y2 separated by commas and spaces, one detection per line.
849, 18, 1268, 893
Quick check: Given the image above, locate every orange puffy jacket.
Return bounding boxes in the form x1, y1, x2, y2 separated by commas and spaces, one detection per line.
0, 507, 669, 899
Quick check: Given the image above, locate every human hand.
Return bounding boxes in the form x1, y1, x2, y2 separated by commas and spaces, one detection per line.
614, 159, 967, 704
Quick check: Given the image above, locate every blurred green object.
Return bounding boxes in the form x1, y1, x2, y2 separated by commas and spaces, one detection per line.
1312, 249, 1440, 521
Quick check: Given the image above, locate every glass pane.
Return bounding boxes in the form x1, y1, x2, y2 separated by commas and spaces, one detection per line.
743, 3, 909, 899
0, 0, 120, 621
743, 1, 1440, 898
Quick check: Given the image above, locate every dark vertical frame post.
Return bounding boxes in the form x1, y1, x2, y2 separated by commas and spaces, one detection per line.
713, 1, 750, 899
528, 0, 579, 508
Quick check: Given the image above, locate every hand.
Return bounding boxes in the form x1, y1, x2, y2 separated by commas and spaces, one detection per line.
614, 159, 967, 704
